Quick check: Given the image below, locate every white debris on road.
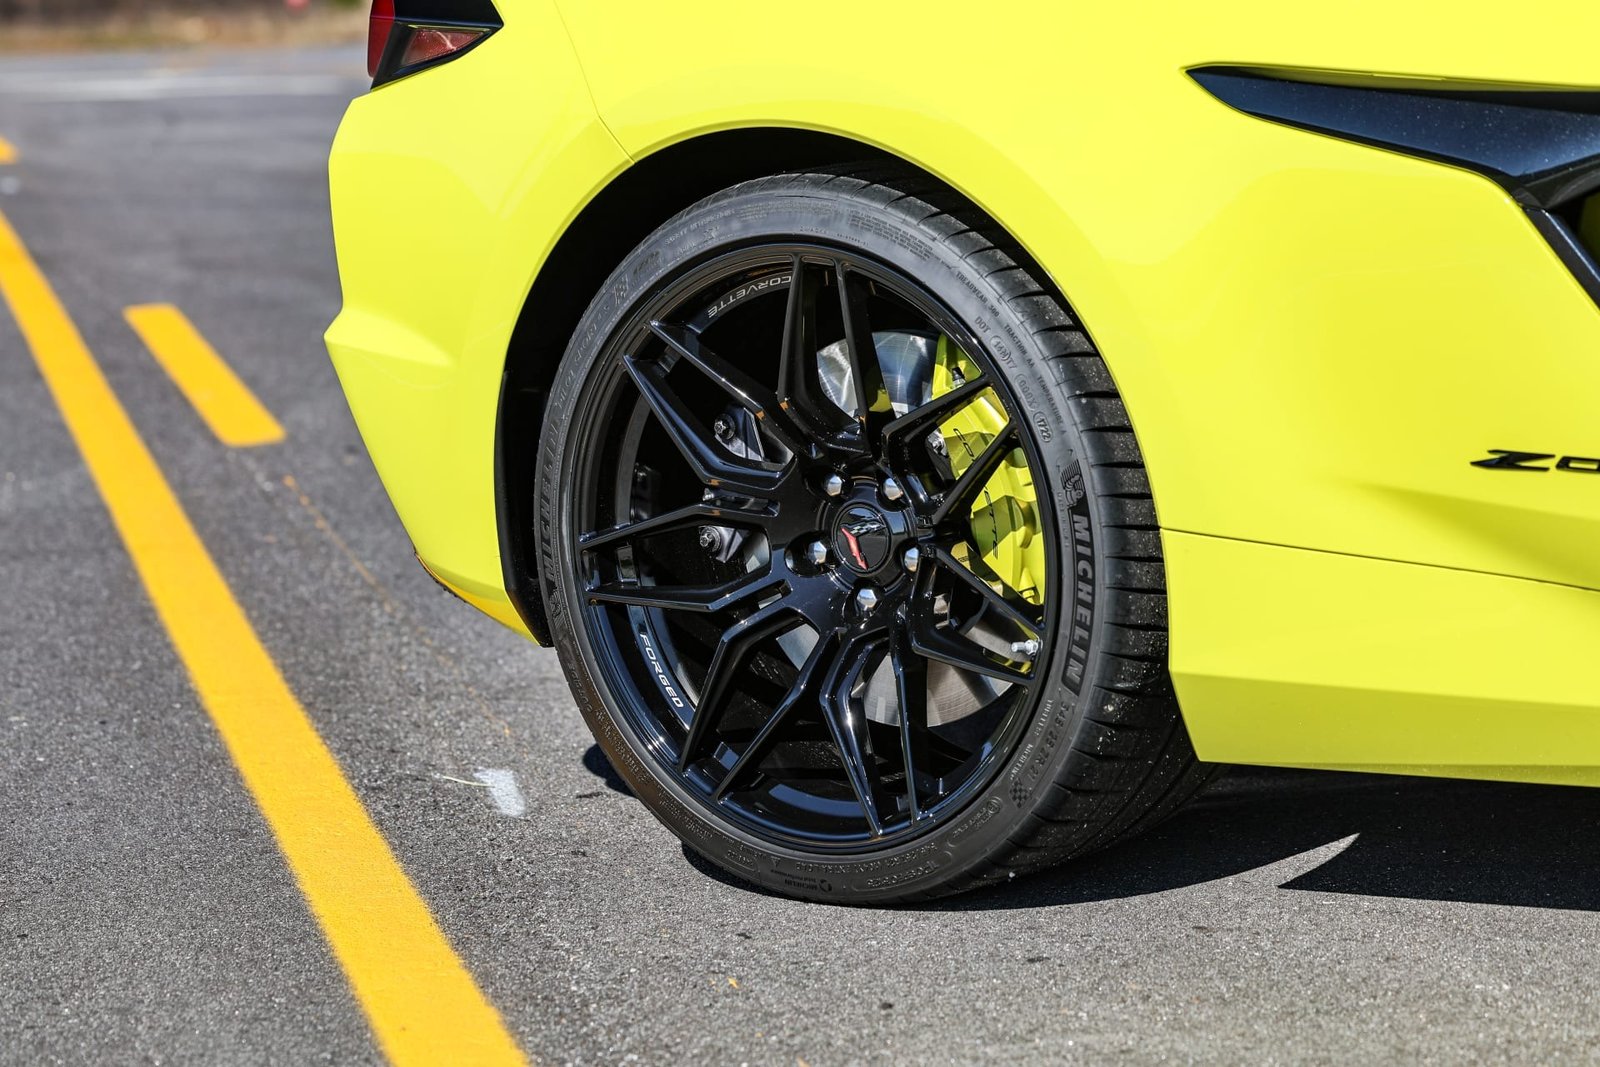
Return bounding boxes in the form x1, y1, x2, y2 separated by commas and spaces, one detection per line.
473, 768, 527, 818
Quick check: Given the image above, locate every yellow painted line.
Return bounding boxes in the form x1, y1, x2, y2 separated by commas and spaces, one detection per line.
0, 135, 14, 164
125, 302, 285, 447
0, 209, 526, 1067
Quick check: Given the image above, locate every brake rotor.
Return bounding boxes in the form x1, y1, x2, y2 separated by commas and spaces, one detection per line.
819, 331, 1045, 727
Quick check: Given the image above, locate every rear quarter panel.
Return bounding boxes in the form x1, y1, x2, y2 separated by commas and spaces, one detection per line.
557, 0, 1600, 590
557, 0, 1600, 777
329, 0, 1600, 777
326, 0, 627, 625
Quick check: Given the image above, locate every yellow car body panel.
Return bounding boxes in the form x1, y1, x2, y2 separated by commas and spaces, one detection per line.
1168, 532, 1600, 787
326, 2, 629, 610
326, 0, 1600, 781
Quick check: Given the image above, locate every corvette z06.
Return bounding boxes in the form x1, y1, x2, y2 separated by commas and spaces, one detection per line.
327, 0, 1600, 901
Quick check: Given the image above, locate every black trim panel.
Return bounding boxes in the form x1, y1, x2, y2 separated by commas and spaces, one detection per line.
1191, 67, 1600, 310
1190, 67, 1600, 210
393, 0, 499, 21
1526, 207, 1600, 308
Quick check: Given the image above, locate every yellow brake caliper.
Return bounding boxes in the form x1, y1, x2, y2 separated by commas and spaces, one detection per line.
930, 336, 1044, 607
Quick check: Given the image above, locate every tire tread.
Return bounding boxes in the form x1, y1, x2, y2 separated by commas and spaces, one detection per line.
776, 165, 1220, 900
544, 161, 1219, 905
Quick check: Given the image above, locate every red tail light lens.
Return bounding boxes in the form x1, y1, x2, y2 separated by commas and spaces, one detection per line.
366, 0, 500, 88
400, 27, 486, 68
367, 0, 396, 79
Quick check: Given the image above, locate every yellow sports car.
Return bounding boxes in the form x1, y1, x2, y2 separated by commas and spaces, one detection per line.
327, 0, 1600, 901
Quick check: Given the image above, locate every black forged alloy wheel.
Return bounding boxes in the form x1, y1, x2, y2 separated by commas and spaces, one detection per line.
536, 167, 1216, 902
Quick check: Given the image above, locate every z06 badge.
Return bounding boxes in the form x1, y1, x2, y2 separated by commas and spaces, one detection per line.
1471, 450, 1600, 473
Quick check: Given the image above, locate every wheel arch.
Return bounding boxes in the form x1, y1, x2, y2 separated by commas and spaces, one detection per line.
499, 127, 947, 642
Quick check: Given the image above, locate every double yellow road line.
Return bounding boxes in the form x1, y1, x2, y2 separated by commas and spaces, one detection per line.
0, 208, 527, 1066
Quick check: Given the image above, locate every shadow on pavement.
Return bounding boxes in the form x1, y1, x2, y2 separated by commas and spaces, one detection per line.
581, 743, 634, 797
949, 766, 1600, 913
650, 765, 1600, 912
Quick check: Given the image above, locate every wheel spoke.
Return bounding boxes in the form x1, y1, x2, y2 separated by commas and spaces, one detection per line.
679, 600, 800, 771
930, 422, 1017, 525
927, 544, 1042, 636
908, 613, 1032, 684
880, 375, 990, 449
892, 637, 928, 821
648, 321, 811, 458
579, 501, 773, 552
586, 565, 784, 613
777, 258, 831, 431
819, 635, 889, 837
836, 263, 889, 446
712, 632, 835, 800
624, 354, 786, 497
579, 243, 1056, 849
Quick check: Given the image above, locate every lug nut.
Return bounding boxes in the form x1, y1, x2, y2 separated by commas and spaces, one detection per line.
821, 473, 846, 497
881, 477, 904, 502
902, 546, 920, 573
855, 587, 880, 614
1010, 639, 1041, 659
804, 541, 829, 567
713, 416, 734, 441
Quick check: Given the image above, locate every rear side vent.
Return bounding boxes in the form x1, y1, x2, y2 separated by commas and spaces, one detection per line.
1191, 67, 1600, 310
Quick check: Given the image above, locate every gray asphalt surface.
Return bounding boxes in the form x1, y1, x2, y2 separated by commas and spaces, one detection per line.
3, 44, 1600, 1067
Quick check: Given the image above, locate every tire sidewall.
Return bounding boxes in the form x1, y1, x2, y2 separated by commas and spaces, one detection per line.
536, 181, 1110, 903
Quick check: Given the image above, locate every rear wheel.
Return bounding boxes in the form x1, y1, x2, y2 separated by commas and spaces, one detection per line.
536, 167, 1214, 902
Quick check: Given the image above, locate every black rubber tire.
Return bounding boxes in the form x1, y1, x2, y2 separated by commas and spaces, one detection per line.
535, 165, 1217, 903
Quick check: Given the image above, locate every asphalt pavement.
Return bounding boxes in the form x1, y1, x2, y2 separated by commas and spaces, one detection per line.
2, 43, 1599, 1067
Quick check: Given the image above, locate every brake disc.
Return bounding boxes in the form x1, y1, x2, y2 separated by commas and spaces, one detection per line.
819, 331, 1044, 727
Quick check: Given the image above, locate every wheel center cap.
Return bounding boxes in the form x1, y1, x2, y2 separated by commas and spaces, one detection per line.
832, 504, 893, 573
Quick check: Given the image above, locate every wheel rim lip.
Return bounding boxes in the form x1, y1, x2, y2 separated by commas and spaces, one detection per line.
565, 239, 1065, 853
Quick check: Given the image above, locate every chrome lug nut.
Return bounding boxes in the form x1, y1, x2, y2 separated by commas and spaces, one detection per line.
881, 477, 904, 502
822, 472, 846, 497
902, 546, 921, 573
855, 587, 881, 614
1009, 639, 1041, 659
804, 540, 829, 567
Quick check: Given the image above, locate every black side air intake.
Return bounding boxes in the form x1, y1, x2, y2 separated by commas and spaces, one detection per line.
1190, 67, 1600, 308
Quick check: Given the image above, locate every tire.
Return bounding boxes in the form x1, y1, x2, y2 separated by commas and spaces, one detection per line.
535, 165, 1216, 903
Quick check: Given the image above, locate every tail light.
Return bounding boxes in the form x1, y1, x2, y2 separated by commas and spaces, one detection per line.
367, 0, 501, 88
366, 0, 395, 79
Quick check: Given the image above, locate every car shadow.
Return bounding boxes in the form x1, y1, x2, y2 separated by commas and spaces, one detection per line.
948, 766, 1600, 912
663, 766, 1600, 911
581, 744, 633, 797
